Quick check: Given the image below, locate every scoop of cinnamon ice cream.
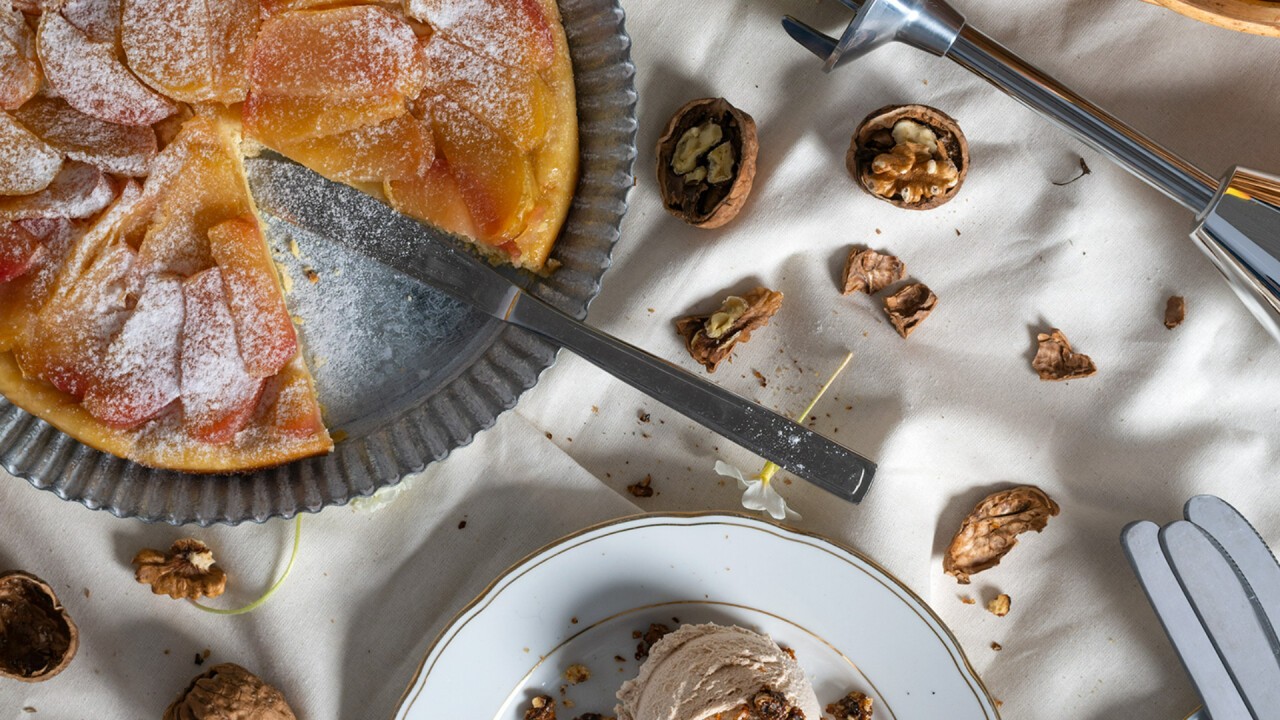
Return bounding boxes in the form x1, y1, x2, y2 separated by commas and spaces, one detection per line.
616, 623, 822, 720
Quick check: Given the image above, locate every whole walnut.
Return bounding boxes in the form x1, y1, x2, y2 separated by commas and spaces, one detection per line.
164, 663, 297, 720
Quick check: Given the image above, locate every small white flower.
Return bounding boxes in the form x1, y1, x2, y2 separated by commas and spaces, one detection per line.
715, 460, 800, 521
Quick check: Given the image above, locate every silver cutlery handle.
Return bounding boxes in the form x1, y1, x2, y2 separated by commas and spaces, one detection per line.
505, 294, 876, 503
946, 27, 1218, 212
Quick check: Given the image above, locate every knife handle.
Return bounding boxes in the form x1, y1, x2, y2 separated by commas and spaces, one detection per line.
505, 294, 875, 504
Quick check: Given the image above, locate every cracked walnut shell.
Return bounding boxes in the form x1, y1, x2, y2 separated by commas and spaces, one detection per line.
133, 538, 227, 600
944, 486, 1060, 584
656, 97, 758, 228
1032, 329, 1097, 381
164, 663, 297, 720
883, 283, 936, 338
675, 287, 783, 372
842, 248, 905, 296
0, 570, 79, 682
848, 104, 969, 210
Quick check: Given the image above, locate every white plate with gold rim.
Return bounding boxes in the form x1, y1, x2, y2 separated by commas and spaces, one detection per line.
394, 513, 1000, 719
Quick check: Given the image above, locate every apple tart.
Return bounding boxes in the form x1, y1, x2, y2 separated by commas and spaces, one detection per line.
0, 0, 579, 472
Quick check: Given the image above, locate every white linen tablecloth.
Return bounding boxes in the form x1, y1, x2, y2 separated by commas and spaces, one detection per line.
4, 0, 1280, 717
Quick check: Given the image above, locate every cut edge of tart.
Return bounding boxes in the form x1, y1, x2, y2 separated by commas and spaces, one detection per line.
0, 0, 578, 473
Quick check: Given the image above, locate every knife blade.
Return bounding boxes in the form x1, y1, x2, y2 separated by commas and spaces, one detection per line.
1186, 495, 1280, 639
1161, 520, 1280, 719
245, 156, 876, 503
1121, 521, 1251, 720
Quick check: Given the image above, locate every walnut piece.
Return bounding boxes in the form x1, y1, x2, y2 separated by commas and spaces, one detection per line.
564, 663, 591, 684
634, 622, 671, 660
883, 283, 936, 338
675, 287, 783, 372
987, 593, 1011, 617
842, 248, 904, 296
525, 695, 557, 720
826, 691, 873, 720
0, 571, 78, 682
944, 486, 1060, 584
1165, 296, 1185, 329
626, 475, 654, 498
731, 688, 805, 720
133, 538, 228, 600
848, 105, 969, 210
1031, 329, 1096, 381
163, 663, 296, 720
656, 97, 758, 228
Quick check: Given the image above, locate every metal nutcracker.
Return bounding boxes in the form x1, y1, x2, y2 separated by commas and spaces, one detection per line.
785, 0, 1280, 340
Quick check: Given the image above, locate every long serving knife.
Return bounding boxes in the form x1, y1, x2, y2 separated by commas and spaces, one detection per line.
245, 157, 875, 504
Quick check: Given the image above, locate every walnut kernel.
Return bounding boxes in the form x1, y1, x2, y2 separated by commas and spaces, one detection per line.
133, 538, 228, 600
564, 663, 591, 684
883, 283, 936, 338
526, 695, 557, 720
826, 691, 874, 720
848, 105, 969, 210
1031, 329, 1096, 381
656, 98, 758, 228
0, 571, 78, 682
842, 248, 905, 295
163, 663, 296, 720
987, 593, 1011, 617
675, 287, 783, 372
944, 486, 1060, 584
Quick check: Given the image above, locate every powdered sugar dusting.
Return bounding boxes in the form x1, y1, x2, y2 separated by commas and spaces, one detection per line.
0, 111, 63, 196
61, 0, 121, 44
13, 97, 157, 176
82, 273, 183, 428
0, 160, 117, 221
407, 0, 555, 71
121, 0, 256, 103
251, 6, 425, 99
179, 267, 266, 443
208, 217, 298, 378
0, 4, 42, 110
426, 34, 547, 151
36, 10, 176, 126
0, 220, 44, 282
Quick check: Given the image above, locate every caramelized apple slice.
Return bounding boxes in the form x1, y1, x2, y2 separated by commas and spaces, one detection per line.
429, 96, 534, 242
258, 358, 327, 440
18, 242, 135, 397
0, 221, 44, 283
405, 0, 556, 71
243, 92, 408, 146
134, 127, 251, 281
13, 97, 157, 177
274, 111, 435, 183
251, 6, 426, 100
0, 218, 73, 351
208, 217, 297, 378
385, 156, 480, 240
37, 9, 176, 126
62, 0, 121, 44
0, 111, 63, 197
425, 34, 549, 152
0, 4, 41, 110
121, 0, 258, 103
180, 267, 266, 444
0, 161, 117, 222
82, 273, 184, 428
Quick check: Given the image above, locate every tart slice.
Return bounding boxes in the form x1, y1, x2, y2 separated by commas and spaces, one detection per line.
0, 115, 330, 472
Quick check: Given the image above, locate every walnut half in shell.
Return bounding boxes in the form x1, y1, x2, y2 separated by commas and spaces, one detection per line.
0, 570, 79, 682
675, 287, 783, 372
944, 485, 1060, 584
164, 663, 297, 720
848, 105, 969, 210
656, 97, 758, 228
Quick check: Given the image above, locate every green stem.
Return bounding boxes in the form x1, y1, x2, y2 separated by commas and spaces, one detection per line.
191, 514, 302, 616
758, 352, 854, 485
